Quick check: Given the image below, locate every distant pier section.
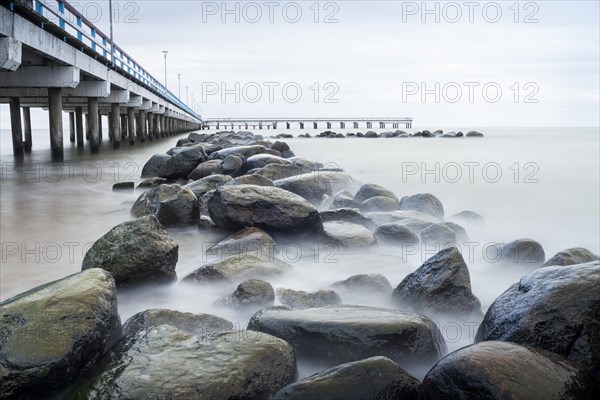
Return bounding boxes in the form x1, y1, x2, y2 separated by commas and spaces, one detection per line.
201, 118, 413, 131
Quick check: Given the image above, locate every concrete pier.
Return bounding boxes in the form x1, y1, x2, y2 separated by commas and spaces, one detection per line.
127, 107, 135, 145
9, 97, 23, 157
22, 107, 32, 152
98, 111, 103, 141
88, 97, 99, 153
110, 103, 121, 148
140, 110, 147, 142
47, 88, 63, 161
69, 112, 75, 143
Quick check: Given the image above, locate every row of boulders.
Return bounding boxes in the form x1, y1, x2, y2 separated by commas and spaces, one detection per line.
303, 129, 484, 138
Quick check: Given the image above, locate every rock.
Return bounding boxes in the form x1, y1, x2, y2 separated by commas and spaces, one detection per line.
158, 147, 207, 179
208, 144, 266, 160
354, 183, 399, 204
206, 227, 277, 257
208, 185, 321, 233
420, 223, 456, 246
197, 215, 217, 229
331, 274, 393, 296
499, 238, 545, 267
274, 173, 333, 205
444, 222, 470, 242
182, 254, 292, 285
224, 173, 274, 187
392, 247, 481, 317
248, 306, 446, 370
245, 154, 292, 172
130, 184, 199, 226
365, 131, 378, 138
82, 216, 178, 286
112, 182, 134, 191
183, 174, 232, 198
122, 309, 233, 337
187, 159, 223, 180
320, 221, 377, 248
330, 192, 357, 209
359, 196, 399, 212
419, 341, 598, 399
448, 210, 485, 225
270, 141, 290, 153
475, 262, 600, 377
320, 208, 376, 230
188, 132, 209, 142
0, 269, 121, 399
276, 288, 342, 309
137, 177, 168, 189
220, 154, 244, 176
543, 247, 599, 267
466, 130, 484, 137
366, 210, 440, 230
272, 356, 419, 400
70, 325, 296, 399
399, 193, 444, 219
253, 163, 311, 181
374, 223, 420, 245
141, 154, 170, 178
288, 157, 324, 171
215, 279, 275, 310
380, 131, 399, 138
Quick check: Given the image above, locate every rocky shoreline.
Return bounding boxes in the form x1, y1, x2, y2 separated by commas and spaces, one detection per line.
1, 129, 599, 399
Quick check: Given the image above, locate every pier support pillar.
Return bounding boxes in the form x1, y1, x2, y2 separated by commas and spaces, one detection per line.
313, 122, 317, 129
353, 122, 358, 129
120, 115, 127, 141
127, 107, 135, 145
98, 111, 103, 141
47, 88, 63, 161
23, 106, 32, 152
69, 112, 75, 143
9, 97, 23, 157
139, 110, 147, 142
110, 103, 121, 148
75, 107, 84, 147
87, 97, 99, 153
152, 114, 158, 139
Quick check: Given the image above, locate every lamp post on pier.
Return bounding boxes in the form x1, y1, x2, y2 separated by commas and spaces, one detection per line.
162, 50, 169, 89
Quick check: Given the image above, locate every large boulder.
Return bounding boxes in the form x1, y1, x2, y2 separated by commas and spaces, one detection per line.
419, 341, 597, 399
399, 193, 444, 219
220, 154, 244, 176
320, 221, 377, 248
366, 210, 439, 232
70, 325, 296, 399
499, 238, 545, 267
252, 163, 311, 181
207, 185, 321, 233
359, 196, 399, 213
276, 288, 342, 309
182, 254, 292, 285
182, 174, 232, 199
331, 274, 393, 297
374, 223, 420, 245
475, 262, 600, 377
245, 154, 292, 171
224, 173, 274, 187
420, 223, 456, 246
272, 356, 419, 400
0, 269, 121, 399
130, 184, 199, 226
122, 309, 233, 337
187, 159, 223, 180
330, 192, 357, 209
392, 247, 481, 317
208, 144, 266, 160
215, 279, 275, 310
543, 247, 599, 267
274, 173, 334, 205
206, 227, 277, 257
466, 130, 484, 137
248, 306, 446, 371
158, 146, 207, 179
140, 154, 170, 178
448, 210, 485, 226
320, 208, 376, 230
354, 183, 399, 204
82, 216, 178, 286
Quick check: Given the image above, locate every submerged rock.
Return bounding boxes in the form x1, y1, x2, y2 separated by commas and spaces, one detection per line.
82, 216, 178, 286
272, 356, 419, 400
543, 247, 599, 267
448, 210, 485, 225
215, 279, 275, 310
399, 193, 444, 219
137, 177, 168, 189
420, 223, 456, 246
374, 223, 420, 245
274, 173, 334, 205
354, 183, 399, 204
465, 130, 484, 137
206, 227, 277, 257
112, 182, 134, 191
0, 269, 121, 399
499, 238, 545, 267
331, 274, 393, 297
320, 208, 376, 230
276, 288, 342, 309
330, 192, 357, 209
320, 221, 377, 248
359, 196, 399, 213
245, 154, 291, 171
122, 308, 233, 337
140, 154, 170, 178
130, 184, 199, 226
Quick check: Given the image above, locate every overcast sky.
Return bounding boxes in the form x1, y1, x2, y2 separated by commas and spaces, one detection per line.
1, 0, 599, 128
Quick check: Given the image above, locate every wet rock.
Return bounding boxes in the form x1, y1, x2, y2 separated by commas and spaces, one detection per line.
331, 274, 393, 297
137, 177, 168, 189
70, 325, 296, 400
182, 254, 291, 285
420, 341, 597, 400
252, 163, 311, 181
270, 141, 290, 153
392, 247, 481, 317
276, 288, 342, 309
215, 279, 275, 310
158, 146, 207, 179
448, 210, 485, 225
82, 216, 178, 285
272, 356, 419, 400
320, 208, 376, 230
183, 174, 232, 199
475, 262, 600, 377
354, 183, 399, 204
112, 182, 134, 191
206, 227, 277, 257
444, 222, 470, 242
321, 221, 377, 248
130, 184, 199, 226
359, 196, 399, 213
366, 210, 440, 231
330, 192, 357, 209
365, 131, 378, 138
209, 144, 266, 160
187, 159, 223, 180
499, 238, 545, 267
399, 193, 444, 219
141, 154, 170, 178
224, 173, 274, 187
420, 223, 456, 246
122, 309, 233, 337
543, 247, 599, 267
188, 132, 209, 142
374, 223, 420, 245
248, 305, 446, 370
220, 154, 244, 176
245, 154, 291, 172
274, 173, 333, 205
380, 131, 399, 138
288, 157, 324, 171
0, 269, 121, 399
466, 130, 484, 137
208, 185, 321, 233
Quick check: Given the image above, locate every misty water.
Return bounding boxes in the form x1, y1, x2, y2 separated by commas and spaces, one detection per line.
1, 126, 599, 378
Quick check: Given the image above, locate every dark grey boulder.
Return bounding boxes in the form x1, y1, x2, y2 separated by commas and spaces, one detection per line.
399, 193, 444, 219
245, 154, 291, 171
365, 131, 378, 138
330, 192, 357, 209
392, 247, 481, 317
320, 221, 377, 248
122, 309, 233, 337
188, 132, 208, 142
331, 274, 393, 297
158, 146, 207, 179
270, 141, 290, 153
359, 196, 399, 213
354, 183, 399, 203
207, 185, 321, 233
252, 163, 311, 181
466, 130, 484, 137
215, 279, 275, 310
419, 341, 598, 399
320, 208, 376, 230
208, 144, 266, 160
276, 288, 342, 309
137, 177, 168, 189
444, 222, 470, 242
182, 174, 232, 199
0, 269, 121, 399
420, 223, 456, 246
543, 247, 599, 267
272, 356, 419, 400
499, 238, 545, 267
141, 154, 170, 178
130, 184, 199, 226
206, 227, 277, 257
274, 173, 333, 205
187, 159, 223, 180
112, 182, 134, 191
475, 262, 600, 377
82, 216, 178, 286
70, 326, 296, 400
248, 305, 447, 370
367, 210, 440, 233
224, 173, 274, 187
220, 154, 244, 176
374, 223, 420, 245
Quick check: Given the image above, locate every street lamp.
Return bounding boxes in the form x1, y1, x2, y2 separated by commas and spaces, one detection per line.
109, 0, 114, 66
162, 50, 168, 89
178, 74, 181, 98
186, 86, 189, 105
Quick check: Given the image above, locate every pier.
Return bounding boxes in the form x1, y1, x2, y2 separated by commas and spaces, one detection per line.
201, 117, 413, 130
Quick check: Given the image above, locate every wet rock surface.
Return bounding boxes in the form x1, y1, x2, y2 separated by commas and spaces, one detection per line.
543, 247, 599, 267
215, 279, 275, 310
206, 227, 277, 256
374, 223, 420, 245
499, 238, 545, 267
354, 183, 399, 204
276, 288, 342, 309
130, 184, 199, 226
331, 274, 393, 297
399, 193, 444, 219
320, 221, 377, 248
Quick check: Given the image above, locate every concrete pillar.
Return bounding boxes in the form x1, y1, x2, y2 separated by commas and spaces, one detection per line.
153, 114, 159, 139
120, 115, 127, 140
98, 111, 103, 141
47, 88, 63, 161
88, 97, 99, 153
23, 107, 32, 152
9, 97, 23, 157
75, 107, 84, 147
127, 107, 135, 145
110, 103, 121, 148
139, 110, 147, 142
69, 112, 75, 143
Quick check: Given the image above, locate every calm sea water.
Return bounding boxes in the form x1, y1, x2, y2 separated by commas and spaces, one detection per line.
1, 126, 598, 376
